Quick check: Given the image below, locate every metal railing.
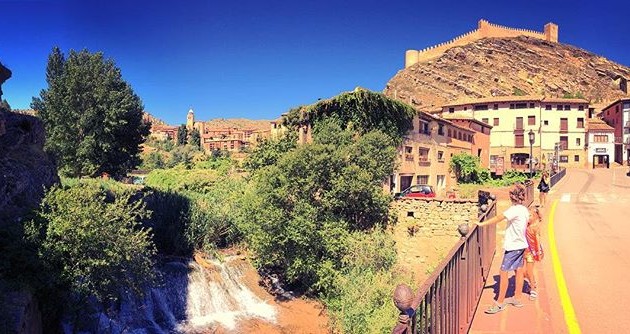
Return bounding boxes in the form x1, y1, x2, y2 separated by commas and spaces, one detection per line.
549, 167, 566, 188
393, 197, 497, 334
524, 180, 535, 207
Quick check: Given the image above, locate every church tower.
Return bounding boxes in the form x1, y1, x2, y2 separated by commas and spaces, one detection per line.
186, 108, 194, 132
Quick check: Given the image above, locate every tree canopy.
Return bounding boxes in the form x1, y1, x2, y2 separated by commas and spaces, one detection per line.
282, 88, 415, 144
31, 47, 149, 178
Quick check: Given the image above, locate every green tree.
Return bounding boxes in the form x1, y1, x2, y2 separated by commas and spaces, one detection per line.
26, 183, 157, 304
450, 153, 489, 183
141, 151, 165, 170
190, 128, 201, 148
31, 47, 149, 178
238, 122, 396, 293
177, 125, 188, 146
243, 132, 297, 171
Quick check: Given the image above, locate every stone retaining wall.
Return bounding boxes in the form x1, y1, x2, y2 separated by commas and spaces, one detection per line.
392, 198, 479, 237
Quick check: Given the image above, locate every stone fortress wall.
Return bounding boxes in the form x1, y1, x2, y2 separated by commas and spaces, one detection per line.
405, 19, 559, 68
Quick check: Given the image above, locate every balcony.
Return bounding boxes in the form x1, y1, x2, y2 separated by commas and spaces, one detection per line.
625, 121, 630, 128
559, 127, 568, 134
418, 157, 431, 166
404, 153, 414, 161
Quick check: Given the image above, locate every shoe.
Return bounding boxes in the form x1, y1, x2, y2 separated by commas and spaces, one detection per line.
529, 290, 538, 300
507, 297, 524, 307
485, 302, 507, 314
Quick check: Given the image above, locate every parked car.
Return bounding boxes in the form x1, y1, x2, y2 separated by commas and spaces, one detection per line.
395, 185, 436, 199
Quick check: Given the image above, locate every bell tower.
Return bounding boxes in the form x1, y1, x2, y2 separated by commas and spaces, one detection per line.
186, 108, 194, 132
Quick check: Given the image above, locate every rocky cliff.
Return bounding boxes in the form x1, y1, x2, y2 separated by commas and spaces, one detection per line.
0, 64, 58, 225
384, 36, 630, 109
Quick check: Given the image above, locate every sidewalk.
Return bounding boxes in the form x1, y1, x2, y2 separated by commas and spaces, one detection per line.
468, 197, 556, 333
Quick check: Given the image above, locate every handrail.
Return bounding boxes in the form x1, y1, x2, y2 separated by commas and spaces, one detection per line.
392, 196, 497, 334
549, 167, 566, 188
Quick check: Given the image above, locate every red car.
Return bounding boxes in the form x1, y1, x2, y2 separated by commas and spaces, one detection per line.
396, 185, 436, 198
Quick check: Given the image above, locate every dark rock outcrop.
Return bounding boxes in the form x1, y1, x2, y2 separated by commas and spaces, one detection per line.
385, 36, 630, 109
0, 64, 58, 224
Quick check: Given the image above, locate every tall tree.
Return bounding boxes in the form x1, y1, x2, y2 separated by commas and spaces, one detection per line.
189, 128, 201, 148
177, 124, 188, 146
31, 47, 149, 178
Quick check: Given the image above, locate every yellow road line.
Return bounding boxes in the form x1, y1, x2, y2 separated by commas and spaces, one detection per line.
548, 199, 582, 334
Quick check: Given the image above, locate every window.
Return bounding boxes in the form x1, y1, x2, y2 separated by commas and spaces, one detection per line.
515, 134, 524, 147
405, 146, 412, 153
594, 134, 608, 143
418, 148, 430, 161
578, 105, 584, 111
464, 107, 468, 111
457, 132, 462, 140
420, 121, 430, 135
516, 117, 524, 130
577, 118, 584, 128
560, 155, 569, 163
510, 103, 515, 109
564, 105, 571, 110
528, 115, 536, 125
544, 120, 549, 125
557, 104, 563, 110
576, 138, 581, 146
529, 103, 535, 108
545, 105, 552, 110
560, 136, 568, 150
515, 103, 527, 109
438, 124, 444, 136
437, 150, 444, 161
437, 175, 446, 188
449, 107, 455, 113
448, 129, 452, 137
417, 175, 429, 184
493, 104, 499, 110
574, 155, 580, 162
482, 118, 489, 124
493, 118, 500, 126
560, 118, 568, 132
474, 104, 488, 111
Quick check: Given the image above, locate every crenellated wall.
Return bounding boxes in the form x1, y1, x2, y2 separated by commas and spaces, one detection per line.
405, 19, 559, 68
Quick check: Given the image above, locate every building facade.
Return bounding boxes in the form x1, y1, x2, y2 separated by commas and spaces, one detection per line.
389, 111, 484, 194
439, 96, 589, 172
600, 98, 630, 165
586, 118, 615, 168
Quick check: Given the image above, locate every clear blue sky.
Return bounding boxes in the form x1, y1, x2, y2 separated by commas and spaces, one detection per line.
1, 0, 629, 125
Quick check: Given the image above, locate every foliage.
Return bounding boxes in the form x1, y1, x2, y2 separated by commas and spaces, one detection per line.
513, 87, 526, 96
237, 121, 397, 293
177, 125, 188, 145
0, 99, 10, 112
562, 91, 585, 99
31, 47, 149, 178
25, 183, 157, 303
486, 169, 536, 187
243, 131, 297, 171
145, 165, 220, 192
450, 153, 489, 184
282, 88, 415, 144
190, 128, 201, 148
141, 151, 166, 170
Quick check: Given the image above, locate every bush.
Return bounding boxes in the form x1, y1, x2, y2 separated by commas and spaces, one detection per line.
26, 183, 157, 303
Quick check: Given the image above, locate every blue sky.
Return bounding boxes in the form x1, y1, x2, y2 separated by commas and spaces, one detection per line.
1, 0, 629, 125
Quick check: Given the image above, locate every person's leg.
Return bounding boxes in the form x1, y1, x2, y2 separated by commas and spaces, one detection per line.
528, 262, 538, 300
514, 266, 525, 301
497, 270, 508, 304
541, 192, 547, 207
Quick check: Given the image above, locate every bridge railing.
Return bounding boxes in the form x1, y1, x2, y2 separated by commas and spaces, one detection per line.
549, 167, 566, 188
393, 194, 497, 334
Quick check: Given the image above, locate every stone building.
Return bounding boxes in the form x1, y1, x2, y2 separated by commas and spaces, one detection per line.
438, 95, 589, 171
600, 98, 630, 165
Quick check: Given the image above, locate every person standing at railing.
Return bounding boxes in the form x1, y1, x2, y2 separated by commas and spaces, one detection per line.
538, 171, 550, 208
476, 183, 529, 314
524, 207, 544, 300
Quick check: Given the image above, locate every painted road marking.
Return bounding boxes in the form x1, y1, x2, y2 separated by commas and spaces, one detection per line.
560, 193, 571, 203
548, 199, 582, 334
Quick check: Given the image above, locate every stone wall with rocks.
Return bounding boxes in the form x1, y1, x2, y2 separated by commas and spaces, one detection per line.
392, 198, 479, 237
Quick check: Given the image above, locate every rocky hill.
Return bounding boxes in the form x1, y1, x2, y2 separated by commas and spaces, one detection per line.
384, 36, 630, 109
202, 118, 272, 132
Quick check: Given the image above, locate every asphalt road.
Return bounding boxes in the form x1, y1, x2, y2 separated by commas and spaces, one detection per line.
549, 168, 630, 333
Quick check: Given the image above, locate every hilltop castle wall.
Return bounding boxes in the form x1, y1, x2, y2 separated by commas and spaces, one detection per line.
405, 19, 558, 68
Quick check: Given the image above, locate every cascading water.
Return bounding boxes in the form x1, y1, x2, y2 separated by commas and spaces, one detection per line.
64, 256, 277, 333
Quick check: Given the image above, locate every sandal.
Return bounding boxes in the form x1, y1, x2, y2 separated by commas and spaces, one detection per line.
485, 302, 507, 314
530, 290, 538, 300
507, 297, 524, 307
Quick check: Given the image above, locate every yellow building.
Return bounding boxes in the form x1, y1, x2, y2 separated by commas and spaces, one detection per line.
439, 96, 589, 171
389, 111, 479, 194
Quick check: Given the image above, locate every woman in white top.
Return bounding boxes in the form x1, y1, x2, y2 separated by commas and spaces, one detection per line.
476, 183, 529, 314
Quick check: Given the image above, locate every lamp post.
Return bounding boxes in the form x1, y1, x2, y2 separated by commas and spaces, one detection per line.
528, 129, 535, 179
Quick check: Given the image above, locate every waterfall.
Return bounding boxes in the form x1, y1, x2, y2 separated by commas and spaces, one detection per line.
64, 256, 277, 333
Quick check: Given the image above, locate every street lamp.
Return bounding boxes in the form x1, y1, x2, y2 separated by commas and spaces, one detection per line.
528, 129, 535, 179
